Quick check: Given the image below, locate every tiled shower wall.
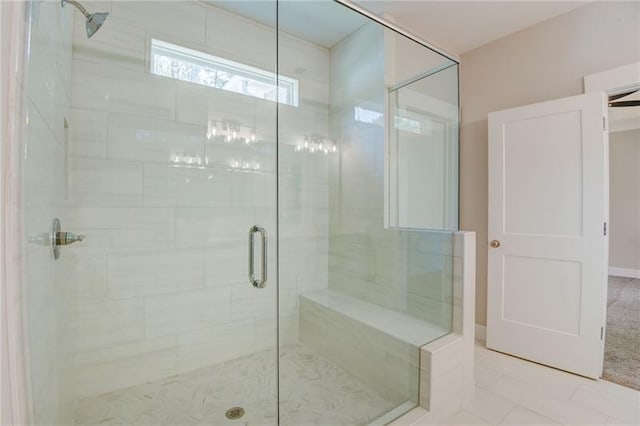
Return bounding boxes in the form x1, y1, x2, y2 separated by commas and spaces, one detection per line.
22, 1, 74, 423
328, 24, 455, 329
65, 1, 329, 400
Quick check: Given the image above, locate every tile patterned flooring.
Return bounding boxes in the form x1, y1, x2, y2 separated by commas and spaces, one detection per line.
75, 339, 640, 425
394, 341, 640, 425
74, 343, 398, 425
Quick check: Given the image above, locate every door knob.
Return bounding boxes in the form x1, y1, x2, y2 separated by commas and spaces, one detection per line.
490, 240, 501, 248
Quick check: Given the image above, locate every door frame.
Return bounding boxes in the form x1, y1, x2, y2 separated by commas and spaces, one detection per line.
584, 62, 640, 373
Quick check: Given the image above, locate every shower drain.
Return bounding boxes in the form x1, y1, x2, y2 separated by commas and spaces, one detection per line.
225, 407, 245, 420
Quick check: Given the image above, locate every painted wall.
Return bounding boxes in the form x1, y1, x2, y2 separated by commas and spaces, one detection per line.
609, 129, 640, 273
66, 0, 329, 400
459, 1, 640, 325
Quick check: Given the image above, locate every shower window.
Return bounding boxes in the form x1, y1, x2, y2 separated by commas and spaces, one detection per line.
150, 38, 299, 106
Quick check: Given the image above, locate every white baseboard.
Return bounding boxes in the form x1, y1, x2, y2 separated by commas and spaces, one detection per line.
609, 267, 640, 279
475, 324, 486, 343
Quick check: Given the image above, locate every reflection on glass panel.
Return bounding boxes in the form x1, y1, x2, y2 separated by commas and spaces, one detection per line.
388, 64, 459, 231
278, 1, 459, 425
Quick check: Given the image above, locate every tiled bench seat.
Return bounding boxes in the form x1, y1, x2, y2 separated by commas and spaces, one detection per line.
298, 289, 450, 406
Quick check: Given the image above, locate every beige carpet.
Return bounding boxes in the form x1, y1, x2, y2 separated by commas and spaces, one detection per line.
603, 276, 640, 391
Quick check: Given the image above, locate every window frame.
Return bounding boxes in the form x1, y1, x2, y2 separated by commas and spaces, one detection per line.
150, 38, 299, 107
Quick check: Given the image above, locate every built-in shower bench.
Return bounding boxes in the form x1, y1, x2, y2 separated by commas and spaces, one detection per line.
298, 232, 477, 421
300, 290, 449, 347
298, 289, 450, 407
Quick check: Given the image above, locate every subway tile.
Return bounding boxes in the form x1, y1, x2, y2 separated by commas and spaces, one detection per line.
72, 336, 176, 398
254, 315, 279, 353
144, 165, 232, 208
71, 60, 175, 119
66, 298, 144, 353
108, 113, 205, 164
229, 172, 274, 208
326, 326, 387, 396
386, 352, 420, 404
231, 282, 278, 321
298, 299, 329, 355
428, 365, 463, 417
65, 207, 175, 254
108, 249, 205, 299
23, 104, 67, 209
72, 15, 145, 72
205, 5, 275, 72
275, 313, 299, 347
111, 1, 207, 45
61, 252, 108, 305
362, 326, 418, 368
175, 207, 253, 248
176, 320, 254, 374
68, 109, 107, 159
27, 44, 70, 144
421, 335, 464, 381
203, 142, 276, 178
68, 158, 143, 207
144, 287, 232, 338
204, 242, 245, 287
175, 80, 267, 128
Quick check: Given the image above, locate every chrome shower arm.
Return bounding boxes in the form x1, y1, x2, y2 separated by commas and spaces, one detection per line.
61, 0, 91, 20
60, 0, 109, 38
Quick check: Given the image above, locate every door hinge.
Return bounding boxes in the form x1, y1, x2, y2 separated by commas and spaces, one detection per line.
601, 326, 604, 340
603, 116, 606, 131
604, 222, 607, 236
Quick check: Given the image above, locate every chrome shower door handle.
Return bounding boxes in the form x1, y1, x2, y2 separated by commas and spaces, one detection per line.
248, 225, 267, 288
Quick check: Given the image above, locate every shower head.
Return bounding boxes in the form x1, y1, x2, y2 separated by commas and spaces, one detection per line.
61, 0, 109, 38
85, 12, 109, 38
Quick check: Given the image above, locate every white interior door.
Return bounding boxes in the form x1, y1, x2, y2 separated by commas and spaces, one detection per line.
487, 92, 609, 379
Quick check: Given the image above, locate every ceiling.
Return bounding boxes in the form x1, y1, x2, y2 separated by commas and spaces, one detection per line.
209, 1, 588, 56
355, 1, 588, 55
210, 1, 368, 48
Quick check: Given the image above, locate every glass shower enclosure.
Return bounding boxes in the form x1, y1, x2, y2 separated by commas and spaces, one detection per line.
17, 0, 459, 424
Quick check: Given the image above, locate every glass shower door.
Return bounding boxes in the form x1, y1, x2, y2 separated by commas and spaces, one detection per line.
20, 1, 279, 424
277, 1, 459, 424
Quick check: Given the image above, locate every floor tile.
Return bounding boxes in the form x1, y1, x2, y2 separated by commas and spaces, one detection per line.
74, 343, 400, 425
500, 406, 559, 425
465, 388, 515, 423
489, 374, 608, 424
